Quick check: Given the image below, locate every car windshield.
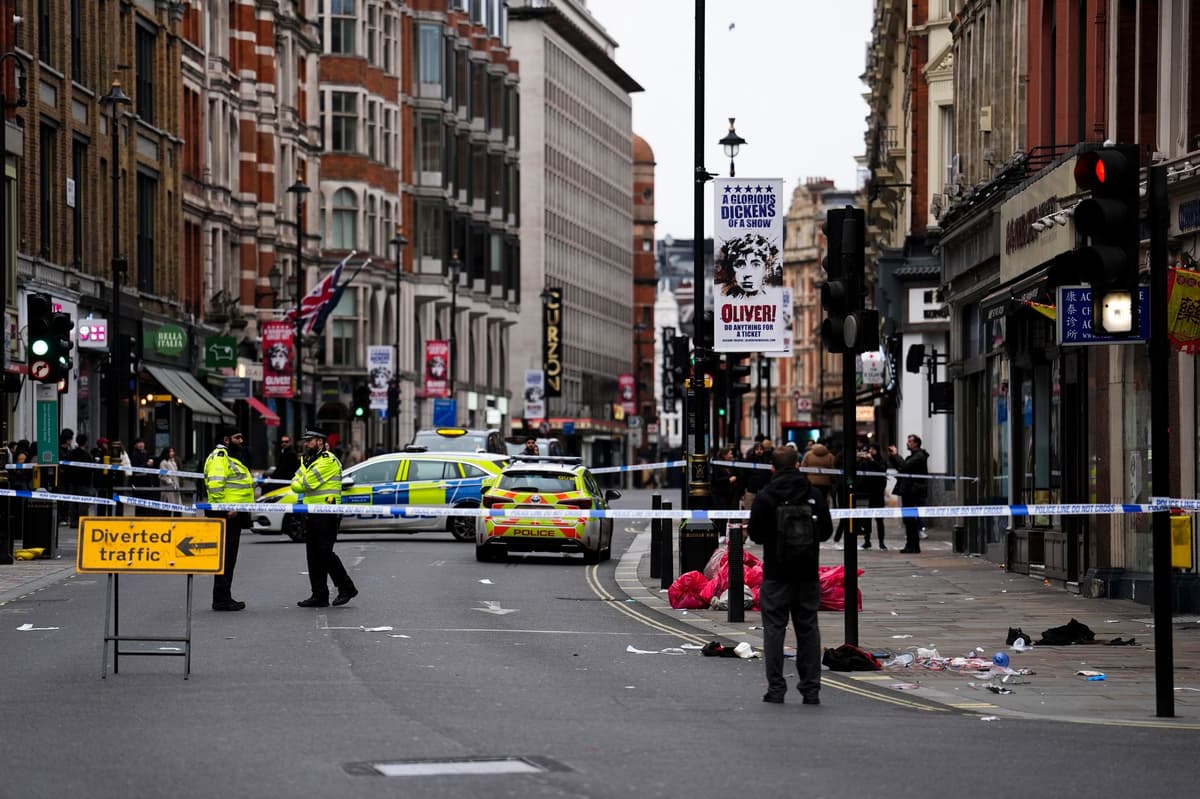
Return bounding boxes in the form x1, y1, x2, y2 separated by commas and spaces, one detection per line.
497, 472, 577, 492
412, 432, 487, 452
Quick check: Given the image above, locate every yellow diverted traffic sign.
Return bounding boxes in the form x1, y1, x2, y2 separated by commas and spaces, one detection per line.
76, 516, 226, 574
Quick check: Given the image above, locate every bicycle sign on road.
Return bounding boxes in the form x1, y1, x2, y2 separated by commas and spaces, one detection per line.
76, 516, 226, 574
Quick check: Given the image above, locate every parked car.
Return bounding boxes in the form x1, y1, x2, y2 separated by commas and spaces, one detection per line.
252, 451, 509, 542
410, 427, 506, 455
503, 436, 565, 457
475, 457, 620, 563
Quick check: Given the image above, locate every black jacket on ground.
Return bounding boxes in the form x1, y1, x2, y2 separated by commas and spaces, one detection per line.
748, 469, 833, 582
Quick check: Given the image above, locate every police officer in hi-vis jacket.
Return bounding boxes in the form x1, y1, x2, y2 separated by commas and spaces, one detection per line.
204, 426, 254, 611
293, 428, 358, 608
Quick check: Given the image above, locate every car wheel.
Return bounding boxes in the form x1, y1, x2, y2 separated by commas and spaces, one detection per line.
582, 545, 601, 564
283, 514, 307, 543
449, 507, 476, 541
601, 529, 613, 561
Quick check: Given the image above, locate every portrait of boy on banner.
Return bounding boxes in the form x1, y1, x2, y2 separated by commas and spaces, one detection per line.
712, 178, 787, 352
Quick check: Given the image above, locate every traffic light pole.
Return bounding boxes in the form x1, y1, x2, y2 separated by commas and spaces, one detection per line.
688, 0, 711, 513
1147, 163, 1174, 718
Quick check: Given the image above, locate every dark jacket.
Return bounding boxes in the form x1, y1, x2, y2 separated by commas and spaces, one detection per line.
274, 446, 300, 483
65, 444, 94, 490
894, 447, 930, 501
799, 444, 837, 488
857, 450, 887, 500
748, 469, 833, 581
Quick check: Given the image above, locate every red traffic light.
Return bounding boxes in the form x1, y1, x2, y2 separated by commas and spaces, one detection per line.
1074, 148, 1131, 191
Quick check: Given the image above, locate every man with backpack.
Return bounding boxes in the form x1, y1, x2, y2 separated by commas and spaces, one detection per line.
748, 446, 834, 705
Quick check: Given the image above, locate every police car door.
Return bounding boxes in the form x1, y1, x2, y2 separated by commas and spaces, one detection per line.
399, 458, 452, 531
341, 457, 403, 531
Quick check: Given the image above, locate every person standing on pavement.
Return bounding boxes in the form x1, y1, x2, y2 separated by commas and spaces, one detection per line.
294, 428, 357, 608
91, 437, 114, 500
893, 434, 930, 553
67, 435, 95, 524
858, 444, 887, 549
158, 446, 181, 508
748, 446, 833, 705
203, 427, 254, 611
273, 435, 300, 483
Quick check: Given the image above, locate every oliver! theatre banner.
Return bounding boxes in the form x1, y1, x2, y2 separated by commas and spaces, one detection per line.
262, 320, 294, 399
424, 339, 450, 398
712, 178, 786, 352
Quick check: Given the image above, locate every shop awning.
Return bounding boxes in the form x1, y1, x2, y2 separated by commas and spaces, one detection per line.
145, 365, 236, 425
245, 397, 281, 427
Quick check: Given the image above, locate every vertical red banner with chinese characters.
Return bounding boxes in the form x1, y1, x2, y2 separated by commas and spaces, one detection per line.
262, 321, 295, 398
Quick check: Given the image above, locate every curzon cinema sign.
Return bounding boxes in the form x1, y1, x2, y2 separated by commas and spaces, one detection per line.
542, 287, 563, 398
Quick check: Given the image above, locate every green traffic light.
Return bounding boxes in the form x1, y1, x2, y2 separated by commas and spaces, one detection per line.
31, 339, 50, 357
355, 407, 365, 417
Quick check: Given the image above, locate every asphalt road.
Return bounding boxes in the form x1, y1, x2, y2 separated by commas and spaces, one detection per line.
0, 489, 1195, 798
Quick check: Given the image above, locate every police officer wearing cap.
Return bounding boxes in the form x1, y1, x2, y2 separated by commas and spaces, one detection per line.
204, 426, 254, 611
293, 428, 358, 607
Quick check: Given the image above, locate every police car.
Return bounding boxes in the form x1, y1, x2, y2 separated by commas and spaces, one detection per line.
475, 456, 620, 563
252, 451, 509, 542
410, 427, 506, 455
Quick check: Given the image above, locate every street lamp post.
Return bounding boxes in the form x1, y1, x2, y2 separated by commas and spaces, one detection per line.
448, 250, 462, 403
100, 78, 131, 444
390, 229, 407, 450
718, 117, 746, 179
0, 49, 29, 447
287, 177, 310, 442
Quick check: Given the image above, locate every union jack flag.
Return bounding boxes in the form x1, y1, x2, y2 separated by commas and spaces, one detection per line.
287, 250, 355, 335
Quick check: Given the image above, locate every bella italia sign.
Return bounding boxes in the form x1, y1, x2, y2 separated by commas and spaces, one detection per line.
151, 324, 187, 357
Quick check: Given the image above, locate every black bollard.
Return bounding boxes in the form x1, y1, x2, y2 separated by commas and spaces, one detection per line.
727, 520, 744, 623
659, 500, 673, 589
649, 493, 662, 580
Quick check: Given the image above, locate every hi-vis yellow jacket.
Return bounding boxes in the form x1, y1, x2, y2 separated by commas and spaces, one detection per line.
203, 445, 254, 503
291, 449, 343, 504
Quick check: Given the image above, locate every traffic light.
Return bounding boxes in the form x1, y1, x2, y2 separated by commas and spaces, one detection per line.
670, 334, 690, 394
352, 383, 370, 418
386, 380, 400, 417
26, 294, 54, 382
49, 311, 74, 381
820, 208, 853, 353
1073, 144, 1140, 335
727, 352, 752, 399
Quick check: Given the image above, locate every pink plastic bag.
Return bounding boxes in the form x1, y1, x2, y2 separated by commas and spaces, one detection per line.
668, 571, 710, 609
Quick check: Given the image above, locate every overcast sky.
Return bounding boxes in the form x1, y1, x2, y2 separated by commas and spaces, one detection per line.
582, 0, 873, 239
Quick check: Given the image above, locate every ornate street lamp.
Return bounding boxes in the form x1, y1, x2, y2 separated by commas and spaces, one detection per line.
718, 117, 746, 178
448, 250, 462, 400
100, 78, 132, 444
286, 176, 310, 441
390, 229, 407, 449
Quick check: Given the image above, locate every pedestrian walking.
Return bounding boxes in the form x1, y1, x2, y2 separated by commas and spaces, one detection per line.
858, 444, 888, 549
747, 446, 833, 705
158, 446, 182, 507
203, 427, 254, 611
293, 428, 358, 608
893, 434, 930, 553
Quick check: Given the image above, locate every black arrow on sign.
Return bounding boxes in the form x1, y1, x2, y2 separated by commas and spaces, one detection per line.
176, 537, 218, 557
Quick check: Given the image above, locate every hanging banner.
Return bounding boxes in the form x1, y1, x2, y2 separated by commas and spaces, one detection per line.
1166, 266, 1200, 353
618, 373, 636, 415
424, 339, 450, 398
766, 286, 794, 358
542, 288, 563, 397
367, 345, 394, 410
523, 369, 545, 419
713, 178, 786, 352
261, 321, 294, 399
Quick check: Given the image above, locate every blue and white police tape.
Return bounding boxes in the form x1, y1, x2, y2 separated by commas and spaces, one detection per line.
199, 500, 1172, 521
590, 460, 687, 475
709, 459, 979, 483
0, 488, 117, 506
113, 495, 198, 514
1153, 496, 1200, 511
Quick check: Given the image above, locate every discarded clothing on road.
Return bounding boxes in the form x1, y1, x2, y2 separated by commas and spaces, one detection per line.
822, 643, 882, 671
1037, 618, 1095, 645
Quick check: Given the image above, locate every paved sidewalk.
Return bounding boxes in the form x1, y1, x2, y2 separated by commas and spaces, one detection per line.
619, 526, 1200, 729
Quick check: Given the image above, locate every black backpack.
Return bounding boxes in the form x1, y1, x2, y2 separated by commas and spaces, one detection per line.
775, 496, 816, 567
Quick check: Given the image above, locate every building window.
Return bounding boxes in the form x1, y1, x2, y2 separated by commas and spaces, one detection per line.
383, 14, 395, 73
331, 91, 358, 153
367, 4, 378, 64
38, 0, 51, 65
136, 172, 157, 294
331, 188, 358, 250
330, 0, 356, 55
331, 290, 359, 366
72, 138, 86, 269
367, 100, 378, 161
39, 121, 56, 259
415, 201, 442, 263
367, 195, 378, 255
471, 143, 486, 204
135, 24, 156, 126
418, 23, 443, 96
416, 113, 442, 184
70, 0, 83, 82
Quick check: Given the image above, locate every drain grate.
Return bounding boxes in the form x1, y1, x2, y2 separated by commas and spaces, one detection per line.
345, 755, 567, 778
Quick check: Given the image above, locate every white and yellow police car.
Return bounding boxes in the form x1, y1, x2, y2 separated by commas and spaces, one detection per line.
253, 451, 509, 542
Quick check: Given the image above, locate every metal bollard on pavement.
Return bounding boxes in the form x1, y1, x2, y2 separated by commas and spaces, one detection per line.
649, 493, 662, 580
659, 500, 673, 589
